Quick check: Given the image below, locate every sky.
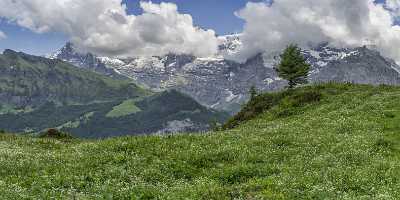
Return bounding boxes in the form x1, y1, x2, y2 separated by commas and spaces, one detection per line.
0, 0, 399, 63
0, 0, 263, 55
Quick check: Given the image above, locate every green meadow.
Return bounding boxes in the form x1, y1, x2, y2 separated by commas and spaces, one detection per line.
1, 83, 400, 199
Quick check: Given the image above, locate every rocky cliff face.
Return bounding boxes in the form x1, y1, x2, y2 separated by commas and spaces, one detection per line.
52, 35, 400, 113
307, 45, 400, 85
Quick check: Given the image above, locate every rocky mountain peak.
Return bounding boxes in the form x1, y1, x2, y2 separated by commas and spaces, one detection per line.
3, 49, 18, 55
49, 42, 124, 79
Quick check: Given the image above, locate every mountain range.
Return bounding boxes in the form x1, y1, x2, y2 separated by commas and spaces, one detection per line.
0, 50, 228, 137
1, 34, 399, 137
51, 34, 400, 114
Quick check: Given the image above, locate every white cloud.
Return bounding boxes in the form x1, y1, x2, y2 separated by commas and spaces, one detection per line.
1, 0, 399, 63
0, 30, 6, 40
0, 0, 218, 57
386, 0, 400, 16
230, 0, 400, 63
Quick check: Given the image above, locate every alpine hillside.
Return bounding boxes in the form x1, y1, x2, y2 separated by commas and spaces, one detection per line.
0, 50, 228, 137
2, 83, 400, 199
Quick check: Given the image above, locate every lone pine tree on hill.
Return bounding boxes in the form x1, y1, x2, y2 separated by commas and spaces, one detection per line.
276, 44, 310, 89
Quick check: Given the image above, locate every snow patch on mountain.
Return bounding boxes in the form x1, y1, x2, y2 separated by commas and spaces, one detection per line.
98, 57, 125, 66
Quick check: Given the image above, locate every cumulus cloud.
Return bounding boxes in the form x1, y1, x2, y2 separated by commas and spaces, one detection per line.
0, 0, 218, 57
231, 0, 400, 63
386, 0, 400, 16
0, 30, 6, 40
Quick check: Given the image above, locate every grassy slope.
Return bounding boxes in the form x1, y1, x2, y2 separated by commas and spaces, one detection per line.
1, 83, 400, 199
0, 50, 148, 108
106, 99, 142, 118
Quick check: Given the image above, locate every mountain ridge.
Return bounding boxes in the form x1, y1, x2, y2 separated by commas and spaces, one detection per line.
51, 35, 400, 114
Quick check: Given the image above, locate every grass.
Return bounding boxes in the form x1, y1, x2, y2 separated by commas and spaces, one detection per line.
106, 99, 142, 118
1, 83, 400, 199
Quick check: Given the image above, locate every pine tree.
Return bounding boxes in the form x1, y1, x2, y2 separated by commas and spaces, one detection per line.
276, 44, 310, 89
249, 86, 257, 100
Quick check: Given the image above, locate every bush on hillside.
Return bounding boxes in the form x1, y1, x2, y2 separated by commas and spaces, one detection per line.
39, 128, 74, 139
222, 88, 322, 130
275, 90, 322, 118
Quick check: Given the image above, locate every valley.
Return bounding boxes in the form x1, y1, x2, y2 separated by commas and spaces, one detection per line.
0, 50, 228, 137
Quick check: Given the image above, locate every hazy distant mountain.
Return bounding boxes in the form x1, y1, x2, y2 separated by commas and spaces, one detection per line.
52, 35, 400, 114
0, 50, 228, 137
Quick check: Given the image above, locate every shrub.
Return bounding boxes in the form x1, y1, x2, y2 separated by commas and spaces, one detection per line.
39, 128, 74, 139
222, 87, 322, 130
278, 90, 322, 111
290, 90, 322, 106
